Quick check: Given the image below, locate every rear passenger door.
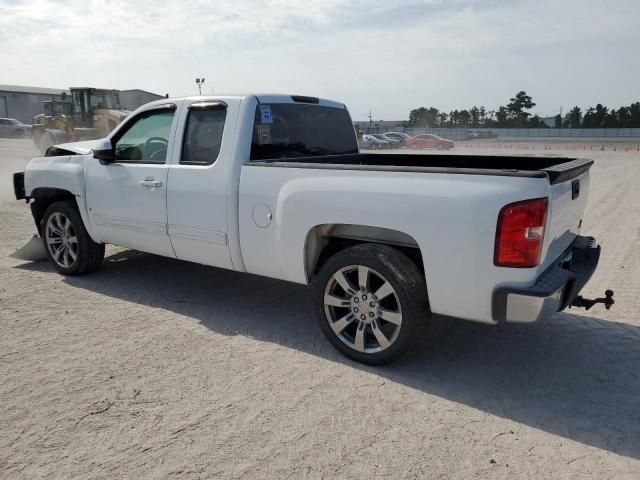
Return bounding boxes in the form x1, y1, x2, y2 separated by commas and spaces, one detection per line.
166, 100, 237, 269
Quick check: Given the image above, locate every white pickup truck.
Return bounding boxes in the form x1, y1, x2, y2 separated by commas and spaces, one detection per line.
13, 94, 613, 364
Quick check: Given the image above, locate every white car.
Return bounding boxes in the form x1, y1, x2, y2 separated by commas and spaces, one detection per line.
13, 94, 613, 364
0, 118, 31, 138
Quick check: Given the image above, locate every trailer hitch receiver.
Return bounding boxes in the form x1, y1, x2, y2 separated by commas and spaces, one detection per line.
571, 289, 614, 311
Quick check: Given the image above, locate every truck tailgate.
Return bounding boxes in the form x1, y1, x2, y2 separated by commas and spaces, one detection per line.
540, 160, 592, 270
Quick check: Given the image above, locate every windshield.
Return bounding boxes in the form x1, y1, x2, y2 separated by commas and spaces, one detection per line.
90, 93, 115, 109
44, 102, 71, 117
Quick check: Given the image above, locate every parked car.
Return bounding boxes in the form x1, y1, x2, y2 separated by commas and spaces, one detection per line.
406, 134, 454, 150
383, 131, 411, 147
371, 133, 399, 149
359, 135, 376, 150
362, 134, 390, 150
13, 94, 613, 364
0, 118, 31, 138
468, 129, 498, 139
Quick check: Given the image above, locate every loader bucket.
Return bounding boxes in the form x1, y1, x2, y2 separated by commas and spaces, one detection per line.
10, 235, 47, 261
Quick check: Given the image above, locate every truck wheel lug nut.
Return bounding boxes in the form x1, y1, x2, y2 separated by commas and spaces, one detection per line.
354, 298, 359, 303
369, 312, 375, 317
369, 302, 375, 307
354, 307, 358, 313
361, 314, 366, 320
362, 295, 367, 300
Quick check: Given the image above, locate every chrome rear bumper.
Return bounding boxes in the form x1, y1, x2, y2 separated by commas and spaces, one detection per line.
492, 236, 600, 323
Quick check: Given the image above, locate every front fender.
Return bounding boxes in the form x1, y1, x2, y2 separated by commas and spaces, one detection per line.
24, 154, 96, 241
25, 158, 86, 198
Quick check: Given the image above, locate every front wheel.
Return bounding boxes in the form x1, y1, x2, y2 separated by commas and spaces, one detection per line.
42, 201, 105, 275
312, 244, 429, 365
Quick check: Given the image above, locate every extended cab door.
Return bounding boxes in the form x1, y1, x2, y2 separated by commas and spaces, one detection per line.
165, 99, 238, 269
85, 104, 178, 257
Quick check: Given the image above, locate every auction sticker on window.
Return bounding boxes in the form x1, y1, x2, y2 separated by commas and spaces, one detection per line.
257, 125, 272, 145
259, 105, 273, 124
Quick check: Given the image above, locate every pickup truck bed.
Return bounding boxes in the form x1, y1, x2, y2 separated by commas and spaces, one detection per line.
249, 153, 593, 184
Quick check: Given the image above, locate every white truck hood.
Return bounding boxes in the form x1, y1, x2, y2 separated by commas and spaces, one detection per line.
52, 139, 104, 155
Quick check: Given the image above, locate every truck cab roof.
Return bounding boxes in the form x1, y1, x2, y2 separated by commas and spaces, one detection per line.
140, 94, 346, 110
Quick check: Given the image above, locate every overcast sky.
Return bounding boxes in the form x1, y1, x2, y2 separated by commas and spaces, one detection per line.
2, 0, 639, 120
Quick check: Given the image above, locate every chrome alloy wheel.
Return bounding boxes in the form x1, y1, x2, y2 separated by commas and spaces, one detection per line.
45, 212, 78, 269
323, 265, 402, 354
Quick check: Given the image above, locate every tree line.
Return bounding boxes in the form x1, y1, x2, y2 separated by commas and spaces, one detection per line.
408, 91, 640, 129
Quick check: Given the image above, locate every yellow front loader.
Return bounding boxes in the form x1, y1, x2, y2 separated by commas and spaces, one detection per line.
32, 87, 129, 153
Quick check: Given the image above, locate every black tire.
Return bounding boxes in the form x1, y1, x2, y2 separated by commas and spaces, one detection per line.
42, 201, 105, 275
312, 243, 429, 365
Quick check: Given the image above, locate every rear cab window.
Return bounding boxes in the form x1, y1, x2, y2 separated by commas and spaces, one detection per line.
250, 102, 358, 161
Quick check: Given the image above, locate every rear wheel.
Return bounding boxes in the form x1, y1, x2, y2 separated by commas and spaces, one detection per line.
42, 201, 105, 275
437, 143, 444, 150
312, 244, 429, 365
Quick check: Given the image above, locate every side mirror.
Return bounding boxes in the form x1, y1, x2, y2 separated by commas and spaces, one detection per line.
93, 138, 115, 164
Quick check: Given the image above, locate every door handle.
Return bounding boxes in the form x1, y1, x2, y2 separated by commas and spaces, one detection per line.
139, 179, 162, 188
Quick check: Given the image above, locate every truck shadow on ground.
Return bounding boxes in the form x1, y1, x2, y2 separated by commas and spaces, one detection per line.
17, 249, 640, 460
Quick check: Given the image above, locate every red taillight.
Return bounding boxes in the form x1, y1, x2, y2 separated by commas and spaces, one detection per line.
494, 197, 548, 268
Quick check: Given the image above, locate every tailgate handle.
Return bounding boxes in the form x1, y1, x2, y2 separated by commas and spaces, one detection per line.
571, 179, 580, 200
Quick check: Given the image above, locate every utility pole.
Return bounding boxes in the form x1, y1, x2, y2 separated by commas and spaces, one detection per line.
559, 105, 563, 128
195, 77, 205, 95
368, 109, 373, 130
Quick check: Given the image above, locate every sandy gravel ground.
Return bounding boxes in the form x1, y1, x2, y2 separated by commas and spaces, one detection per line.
1, 138, 639, 479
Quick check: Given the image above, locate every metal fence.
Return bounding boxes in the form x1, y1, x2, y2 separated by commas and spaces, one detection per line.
363, 126, 640, 140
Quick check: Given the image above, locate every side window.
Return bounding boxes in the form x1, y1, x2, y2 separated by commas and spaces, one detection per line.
181, 106, 227, 165
114, 110, 175, 163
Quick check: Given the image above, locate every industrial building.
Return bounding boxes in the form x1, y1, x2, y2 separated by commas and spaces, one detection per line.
118, 89, 165, 111
353, 119, 408, 133
0, 84, 70, 124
